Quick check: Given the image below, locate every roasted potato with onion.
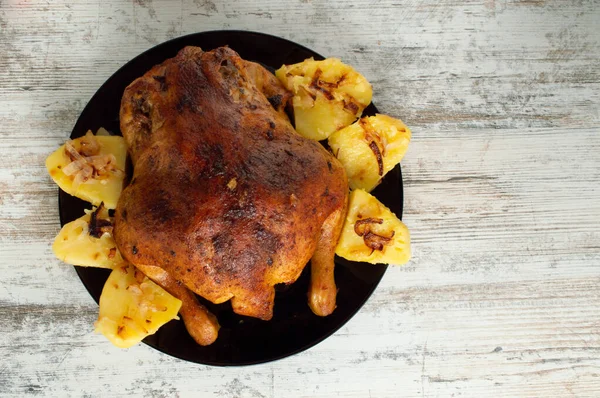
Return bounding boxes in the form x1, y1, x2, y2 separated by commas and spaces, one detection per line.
95, 263, 182, 348
328, 114, 411, 192
275, 58, 372, 141
52, 203, 124, 269
46, 130, 127, 209
336, 189, 410, 265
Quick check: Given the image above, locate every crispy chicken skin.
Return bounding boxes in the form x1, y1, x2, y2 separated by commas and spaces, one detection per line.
114, 47, 348, 340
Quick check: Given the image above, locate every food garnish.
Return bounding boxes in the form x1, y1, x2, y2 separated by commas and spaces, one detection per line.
46, 129, 127, 209
328, 114, 411, 192
336, 189, 411, 265
276, 58, 372, 140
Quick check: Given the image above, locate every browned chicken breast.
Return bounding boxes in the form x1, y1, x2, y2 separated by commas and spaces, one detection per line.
114, 46, 348, 345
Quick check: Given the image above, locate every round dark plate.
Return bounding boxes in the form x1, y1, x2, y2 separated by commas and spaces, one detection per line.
58, 30, 403, 366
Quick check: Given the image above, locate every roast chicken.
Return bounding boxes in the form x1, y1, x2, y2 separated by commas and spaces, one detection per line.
114, 46, 348, 345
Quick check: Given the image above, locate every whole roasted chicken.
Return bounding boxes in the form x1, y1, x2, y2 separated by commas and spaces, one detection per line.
114, 47, 348, 345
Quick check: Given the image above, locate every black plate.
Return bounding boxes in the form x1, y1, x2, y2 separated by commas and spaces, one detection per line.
58, 30, 403, 366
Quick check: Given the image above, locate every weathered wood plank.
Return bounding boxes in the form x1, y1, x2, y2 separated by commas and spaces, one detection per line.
1, 278, 599, 397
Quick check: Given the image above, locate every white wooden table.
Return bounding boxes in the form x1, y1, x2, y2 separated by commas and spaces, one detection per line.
1, 1, 599, 397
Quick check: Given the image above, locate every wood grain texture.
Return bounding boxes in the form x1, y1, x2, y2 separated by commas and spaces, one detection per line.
1, 0, 599, 397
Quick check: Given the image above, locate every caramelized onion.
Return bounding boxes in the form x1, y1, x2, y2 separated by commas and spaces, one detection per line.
72, 165, 93, 191
359, 118, 386, 176
64, 140, 84, 162
363, 230, 395, 252
89, 202, 113, 238
79, 131, 101, 156
63, 133, 123, 189
354, 217, 395, 253
369, 141, 384, 176
342, 99, 360, 115
354, 217, 383, 235
309, 69, 335, 100
62, 159, 88, 176
298, 85, 316, 108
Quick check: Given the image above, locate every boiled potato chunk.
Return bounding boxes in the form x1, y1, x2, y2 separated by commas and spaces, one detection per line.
328, 114, 411, 192
46, 130, 127, 209
95, 264, 182, 348
52, 206, 124, 269
276, 58, 372, 140
336, 189, 410, 265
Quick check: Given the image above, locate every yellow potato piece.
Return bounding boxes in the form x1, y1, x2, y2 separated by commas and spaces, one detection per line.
276, 58, 372, 141
336, 189, 411, 265
52, 207, 123, 269
95, 264, 182, 349
46, 132, 127, 209
328, 114, 411, 192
